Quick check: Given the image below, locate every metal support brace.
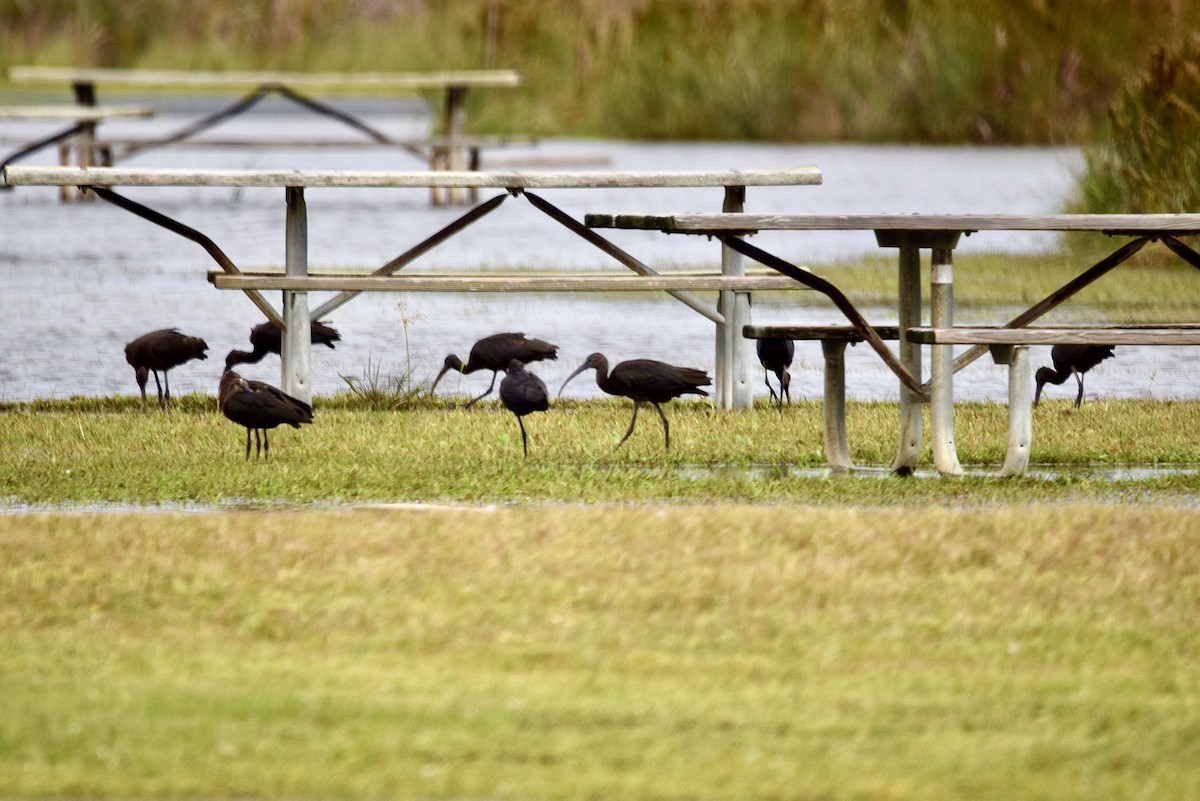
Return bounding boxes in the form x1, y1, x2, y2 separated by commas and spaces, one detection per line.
930, 247, 962, 475
283, 187, 312, 404
821, 340, 852, 471
991, 344, 1032, 477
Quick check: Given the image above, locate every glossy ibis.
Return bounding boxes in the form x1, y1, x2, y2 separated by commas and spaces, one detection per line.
1034, 344, 1116, 407
123, 328, 209, 412
756, 338, 795, 411
224, 320, 341, 370
431, 332, 558, 408
499, 358, 550, 457
558, 352, 711, 451
219, 366, 313, 460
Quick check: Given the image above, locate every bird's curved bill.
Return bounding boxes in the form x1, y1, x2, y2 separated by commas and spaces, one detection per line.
429, 363, 459, 394
557, 363, 591, 397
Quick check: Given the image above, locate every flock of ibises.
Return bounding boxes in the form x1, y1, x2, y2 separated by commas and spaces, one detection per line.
122, 322, 1114, 460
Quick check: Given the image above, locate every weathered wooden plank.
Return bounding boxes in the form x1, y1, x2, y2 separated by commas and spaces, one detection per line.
0, 105, 153, 121
9, 66, 526, 90
3, 165, 824, 189
743, 324, 901, 340
906, 326, 1200, 345
208, 273, 808, 292
587, 212, 1200, 234
70, 135, 538, 149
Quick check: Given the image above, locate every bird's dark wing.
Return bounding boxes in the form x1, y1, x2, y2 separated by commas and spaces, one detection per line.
501, 371, 550, 413
614, 359, 711, 400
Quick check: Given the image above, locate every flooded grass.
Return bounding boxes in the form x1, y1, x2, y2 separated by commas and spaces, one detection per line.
2, 396, 1199, 508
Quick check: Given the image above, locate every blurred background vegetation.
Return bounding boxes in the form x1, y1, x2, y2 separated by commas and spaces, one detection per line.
1, 0, 1198, 211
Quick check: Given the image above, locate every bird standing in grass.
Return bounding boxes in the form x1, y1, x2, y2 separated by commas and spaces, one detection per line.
1034, 344, 1116, 407
124, 328, 209, 412
219, 366, 313, 460
558, 352, 711, 451
224, 320, 341, 370
431, 332, 558, 408
756, 338, 795, 411
499, 358, 550, 457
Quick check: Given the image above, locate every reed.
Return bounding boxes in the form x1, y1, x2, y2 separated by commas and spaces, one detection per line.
3, 1, 1199, 143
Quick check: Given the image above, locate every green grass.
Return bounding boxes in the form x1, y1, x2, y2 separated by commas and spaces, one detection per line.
2, 396, 1199, 508
2, 505, 1199, 799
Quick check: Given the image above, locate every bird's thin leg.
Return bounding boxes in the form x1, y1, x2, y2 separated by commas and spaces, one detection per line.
264, 430, 270, 462
254, 429, 263, 459
244, 428, 252, 460
1074, 371, 1085, 408
152, 370, 165, 410
652, 402, 671, 451
518, 417, 529, 457
139, 385, 148, 414
616, 402, 642, 449
163, 371, 171, 412
764, 371, 779, 405
463, 371, 499, 409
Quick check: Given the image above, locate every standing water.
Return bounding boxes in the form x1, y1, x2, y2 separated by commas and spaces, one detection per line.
0, 95, 1191, 403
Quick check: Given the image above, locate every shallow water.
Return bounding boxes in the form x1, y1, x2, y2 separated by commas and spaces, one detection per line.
1, 97, 1193, 403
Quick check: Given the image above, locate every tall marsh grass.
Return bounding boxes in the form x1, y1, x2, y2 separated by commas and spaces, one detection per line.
3, 1, 1199, 143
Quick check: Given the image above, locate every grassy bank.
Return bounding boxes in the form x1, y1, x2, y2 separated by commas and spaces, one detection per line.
2, 504, 1198, 799
2, 1, 1197, 143
3, 397, 1199, 508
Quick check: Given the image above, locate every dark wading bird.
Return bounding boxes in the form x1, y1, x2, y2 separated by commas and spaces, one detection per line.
123, 328, 209, 412
430, 332, 558, 408
499, 358, 550, 457
219, 366, 313, 460
224, 320, 341, 370
756, 338, 795, 411
558, 352, 711, 451
1034, 344, 1116, 408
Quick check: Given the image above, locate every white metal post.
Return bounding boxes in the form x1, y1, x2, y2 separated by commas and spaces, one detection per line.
821, 340, 853, 471
893, 243, 923, 472
997, 345, 1032, 477
283, 186, 312, 405
930, 246, 962, 475
717, 185, 751, 409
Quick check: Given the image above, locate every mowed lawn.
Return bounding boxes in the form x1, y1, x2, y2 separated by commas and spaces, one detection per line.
2, 504, 1199, 800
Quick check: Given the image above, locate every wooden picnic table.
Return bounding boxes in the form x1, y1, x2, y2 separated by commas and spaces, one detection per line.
3, 164, 822, 408
8, 66, 528, 204
587, 211, 1200, 475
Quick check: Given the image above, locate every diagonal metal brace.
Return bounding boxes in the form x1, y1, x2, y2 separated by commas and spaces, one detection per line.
118, 87, 273, 159
310, 192, 510, 320
519, 189, 722, 325
1160, 235, 1200, 271
933, 235, 1152, 390
89, 186, 283, 328
0, 121, 89, 183
721, 235, 924, 395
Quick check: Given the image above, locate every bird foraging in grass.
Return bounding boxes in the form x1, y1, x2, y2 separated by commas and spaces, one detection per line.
499, 358, 550, 457
756, 337, 795, 411
558, 352, 710, 451
124, 328, 209, 412
224, 319, 340, 370
1034, 344, 1115, 407
430, 332, 558, 408
219, 365, 313, 460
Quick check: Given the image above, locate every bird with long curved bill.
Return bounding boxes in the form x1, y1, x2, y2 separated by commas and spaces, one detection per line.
1034, 344, 1115, 407
430, 332, 558, 408
225, 320, 340, 371
219, 366, 313, 460
124, 328, 209, 413
558, 352, 710, 451
499, 358, 550, 457
756, 338, 795, 411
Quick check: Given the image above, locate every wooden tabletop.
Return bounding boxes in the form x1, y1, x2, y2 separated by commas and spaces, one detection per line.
2, 164, 823, 190
0, 105, 154, 121
9, 66, 527, 90
586, 212, 1200, 235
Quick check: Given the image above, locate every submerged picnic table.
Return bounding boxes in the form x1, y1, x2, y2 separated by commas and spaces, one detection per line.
587, 212, 1200, 475
3, 164, 822, 408
7, 66, 529, 204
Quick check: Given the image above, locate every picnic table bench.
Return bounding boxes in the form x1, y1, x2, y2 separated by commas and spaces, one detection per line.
589, 211, 1200, 476
7, 66, 528, 204
3, 163, 822, 408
